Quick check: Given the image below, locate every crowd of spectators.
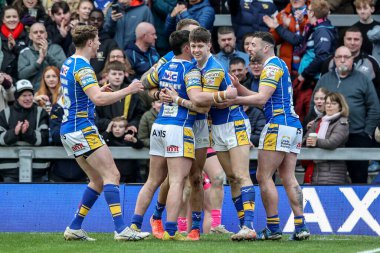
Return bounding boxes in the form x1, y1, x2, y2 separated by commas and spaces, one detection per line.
0, 0, 379, 184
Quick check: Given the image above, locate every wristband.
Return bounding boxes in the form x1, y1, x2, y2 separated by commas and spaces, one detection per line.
174, 96, 180, 104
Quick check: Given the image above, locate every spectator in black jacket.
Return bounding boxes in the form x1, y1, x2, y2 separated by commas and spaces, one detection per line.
102, 116, 144, 183
0, 6, 29, 82
45, 1, 73, 56
95, 61, 144, 134
0, 79, 49, 182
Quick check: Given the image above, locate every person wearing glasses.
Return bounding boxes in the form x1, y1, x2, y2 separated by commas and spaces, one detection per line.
312, 46, 380, 184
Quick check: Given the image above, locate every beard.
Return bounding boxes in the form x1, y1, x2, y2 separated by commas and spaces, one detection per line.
222, 45, 234, 54
337, 65, 350, 75
250, 52, 264, 63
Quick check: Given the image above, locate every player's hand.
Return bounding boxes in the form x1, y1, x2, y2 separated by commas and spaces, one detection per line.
21, 120, 29, 134
100, 83, 113, 92
165, 86, 179, 100
160, 88, 173, 104
226, 85, 237, 99
228, 73, 242, 88
127, 80, 144, 94
15, 121, 23, 135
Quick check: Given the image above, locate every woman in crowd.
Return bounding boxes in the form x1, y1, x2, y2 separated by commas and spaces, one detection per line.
34, 66, 61, 114
13, 0, 48, 28
303, 87, 329, 132
0, 6, 28, 81
304, 92, 350, 184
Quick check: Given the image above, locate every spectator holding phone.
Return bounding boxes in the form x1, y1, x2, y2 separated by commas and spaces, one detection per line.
12, 0, 48, 29
104, 0, 154, 49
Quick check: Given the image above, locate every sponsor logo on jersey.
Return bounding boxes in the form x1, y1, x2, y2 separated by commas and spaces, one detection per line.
152, 129, 166, 137
61, 65, 69, 77
163, 70, 178, 82
72, 143, 85, 152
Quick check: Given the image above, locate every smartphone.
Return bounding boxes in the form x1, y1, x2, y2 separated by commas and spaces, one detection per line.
112, 3, 120, 13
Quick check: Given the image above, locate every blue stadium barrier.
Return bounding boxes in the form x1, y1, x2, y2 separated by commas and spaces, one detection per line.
0, 184, 378, 236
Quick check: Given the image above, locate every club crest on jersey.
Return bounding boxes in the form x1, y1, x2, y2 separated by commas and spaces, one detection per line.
163, 70, 178, 82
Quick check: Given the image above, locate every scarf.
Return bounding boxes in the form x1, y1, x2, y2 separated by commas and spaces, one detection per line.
1, 22, 24, 40
317, 112, 341, 139
314, 106, 323, 117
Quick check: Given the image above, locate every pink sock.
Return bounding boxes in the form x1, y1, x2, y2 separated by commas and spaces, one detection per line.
177, 217, 187, 232
211, 209, 221, 228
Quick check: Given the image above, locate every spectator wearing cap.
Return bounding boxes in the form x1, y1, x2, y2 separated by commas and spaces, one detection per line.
0, 79, 49, 182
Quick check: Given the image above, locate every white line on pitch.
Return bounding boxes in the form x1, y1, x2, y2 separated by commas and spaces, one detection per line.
357, 248, 380, 253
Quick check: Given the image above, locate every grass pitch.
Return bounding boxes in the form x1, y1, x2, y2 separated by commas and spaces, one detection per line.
1, 233, 378, 253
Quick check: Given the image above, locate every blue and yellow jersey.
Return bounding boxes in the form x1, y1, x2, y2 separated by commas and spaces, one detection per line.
156, 51, 206, 121
201, 55, 247, 125
156, 51, 175, 69
147, 58, 202, 127
260, 56, 301, 128
60, 55, 99, 134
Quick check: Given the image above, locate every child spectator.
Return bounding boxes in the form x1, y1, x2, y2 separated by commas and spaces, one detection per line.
102, 116, 144, 183
95, 61, 144, 134
138, 100, 162, 148
353, 0, 380, 55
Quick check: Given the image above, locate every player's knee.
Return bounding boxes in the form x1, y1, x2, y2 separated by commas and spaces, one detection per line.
189, 173, 203, 188
226, 174, 242, 186
211, 173, 224, 187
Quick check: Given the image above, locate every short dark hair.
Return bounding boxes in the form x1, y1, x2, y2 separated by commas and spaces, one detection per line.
72, 25, 98, 48
252, 31, 275, 46
51, 1, 70, 15
189, 27, 211, 44
229, 57, 246, 66
344, 26, 363, 37
90, 8, 104, 19
217, 26, 235, 35
169, 30, 190, 56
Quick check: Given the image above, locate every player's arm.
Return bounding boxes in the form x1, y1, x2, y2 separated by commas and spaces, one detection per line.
164, 86, 209, 114
232, 85, 274, 106
77, 68, 144, 106
229, 73, 257, 96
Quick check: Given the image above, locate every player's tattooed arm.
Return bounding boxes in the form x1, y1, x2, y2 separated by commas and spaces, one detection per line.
164, 86, 209, 114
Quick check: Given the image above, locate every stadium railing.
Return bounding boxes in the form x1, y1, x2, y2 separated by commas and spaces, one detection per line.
213, 14, 380, 26
0, 146, 379, 182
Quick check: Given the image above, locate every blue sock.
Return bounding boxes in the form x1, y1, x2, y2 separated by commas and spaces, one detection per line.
131, 214, 144, 229
232, 195, 244, 227
103, 184, 126, 233
69, 186, 100, 230
191, 211, 202, 230
241, 185, 255, 229
294, 215, 305, 231
152, 201, 165, 220
165, 221, 177, 236
267, 215, 280, 233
